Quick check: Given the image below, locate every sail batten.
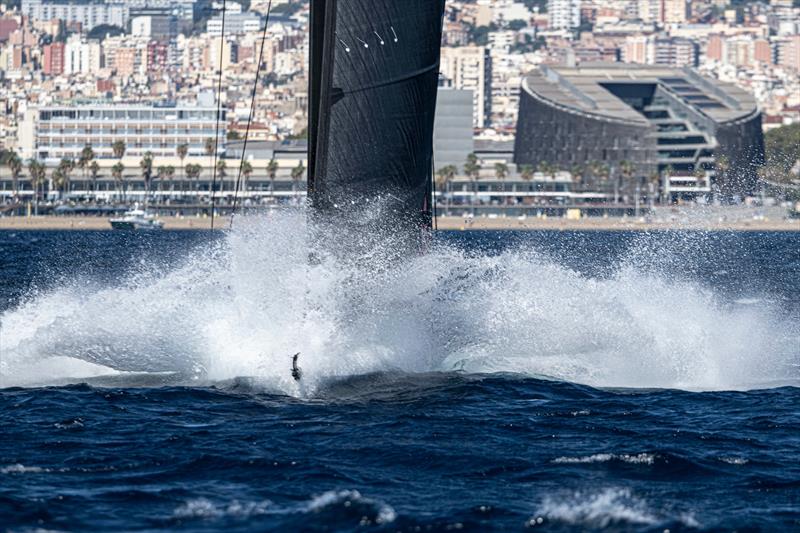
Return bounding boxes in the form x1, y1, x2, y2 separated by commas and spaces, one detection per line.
308, 0, 446, 227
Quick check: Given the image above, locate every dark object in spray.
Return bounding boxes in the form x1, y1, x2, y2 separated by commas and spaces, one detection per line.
291, 353, 302, 381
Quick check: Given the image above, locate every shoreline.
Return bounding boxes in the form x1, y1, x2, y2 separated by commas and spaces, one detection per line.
0, 215, 798, 232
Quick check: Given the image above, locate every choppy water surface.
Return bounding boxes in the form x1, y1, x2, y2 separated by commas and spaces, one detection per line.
0, 216, 798, 531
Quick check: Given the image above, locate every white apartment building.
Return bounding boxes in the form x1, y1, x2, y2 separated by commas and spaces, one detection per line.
662, 0, 688, 24
20, 104, 227, 164
207, 13, 262, 37
440, 46, 492, 129
64, 35, 102, 76
491, 0, 531, 25
547, 0, 580, 30
21, 0, 129, 31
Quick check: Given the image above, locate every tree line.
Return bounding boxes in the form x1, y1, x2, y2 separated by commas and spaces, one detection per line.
2, 139, 307, 211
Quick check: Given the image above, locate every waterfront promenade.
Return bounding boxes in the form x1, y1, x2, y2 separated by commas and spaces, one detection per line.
1, 213, 798, 231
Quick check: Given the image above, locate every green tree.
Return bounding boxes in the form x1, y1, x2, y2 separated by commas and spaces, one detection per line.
436, 165, 457, 209
494, 162, 509, 196
111, 162, 125, 202
57, 158, 74, 196
215, 160, 227, 193
267, 158, 279, 196
78, 146, 95, 186
764, 123, 800, 181
519, 164, 534, 182
290, 161, 305, 201
618, 160, 635, 204
240, 160, 253, 193
538, 160, 558, 176
6, 150, 22, 200
185, 164, 202, 196
52, 168, 67, 198
176, 143, 189, 191
436, 165, 457, 188
140, 152, 154, 203
204, 137, 215, 157
112, 140, 126, 160
89, 160, 100, 195
157, 165, 169, 198
464, 153, 481, 213
165, 165, 176, 192
27, 159, 46, 214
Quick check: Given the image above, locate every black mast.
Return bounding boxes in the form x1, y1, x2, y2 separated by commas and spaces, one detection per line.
308, 0, 446, 229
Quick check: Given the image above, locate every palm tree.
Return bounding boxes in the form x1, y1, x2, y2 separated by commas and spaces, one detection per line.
57, 158, 74, 197
111, 162, 125, 202
112, 140, 126, 160
89, 160, 100, 197
6, 151, 22, 201
185, 164, 202, 198
204, 137, 215, 158
27, 159, 46, 214
78, 146, 95, 190
536, 160, 551, 176
52, 168, 67, 199
156, 166, 169, 200
519, 164, 534, 182
618, 160, 635, 204
586, 160, 602, 189
140, 152, 154, 204
436, 165, 457, 211
436, 165, 457, 188
176, 143, 189, 192
290, 161, 305, 202
464, 153, 481, 214
240, 160, 253, 195
215, 160, 227, 196
165, 165, 176, 193
267, 158, 279, 199
494, 162, 509, 197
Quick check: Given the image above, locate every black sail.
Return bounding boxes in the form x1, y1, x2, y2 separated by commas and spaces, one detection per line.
308, 0, 446, 229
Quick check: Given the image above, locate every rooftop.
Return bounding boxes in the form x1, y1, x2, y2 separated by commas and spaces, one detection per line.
522, 63, 759, 126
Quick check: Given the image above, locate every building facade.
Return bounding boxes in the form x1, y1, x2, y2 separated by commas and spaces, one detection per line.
440, 46, 492, 129
20, 104, 226, 163
548, 0, 580, 30
514, 64, 764, 196
21, 0, 129, 31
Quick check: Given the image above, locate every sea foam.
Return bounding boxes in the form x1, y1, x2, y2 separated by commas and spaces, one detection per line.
1, 211, 797, 392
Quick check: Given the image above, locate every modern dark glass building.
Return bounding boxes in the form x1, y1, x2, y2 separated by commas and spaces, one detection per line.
514, 63, 764, 196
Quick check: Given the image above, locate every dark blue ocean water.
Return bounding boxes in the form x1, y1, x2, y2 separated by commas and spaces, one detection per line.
1, 229, 799, 532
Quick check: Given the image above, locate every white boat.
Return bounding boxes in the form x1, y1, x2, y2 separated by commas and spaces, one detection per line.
110, 208, 164, 230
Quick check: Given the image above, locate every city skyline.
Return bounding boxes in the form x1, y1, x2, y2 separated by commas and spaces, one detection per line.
0, 0, 798, 214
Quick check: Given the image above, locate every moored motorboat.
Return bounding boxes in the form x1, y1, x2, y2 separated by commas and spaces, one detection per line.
110, 208, 164, 230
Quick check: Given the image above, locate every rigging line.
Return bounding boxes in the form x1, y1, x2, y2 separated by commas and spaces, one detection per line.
230, 0, 274, 229
431, 153, 438, 231
210, 0, 227, 230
